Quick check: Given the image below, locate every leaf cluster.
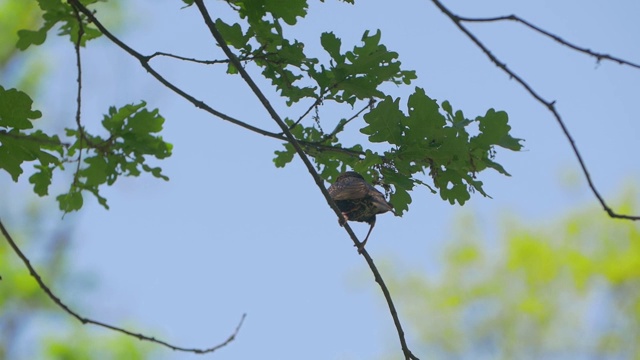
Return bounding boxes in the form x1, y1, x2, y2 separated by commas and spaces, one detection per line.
207, 0, 522, 214
0, 85, 171, 212
58, 102, 172, 212
275, 88, 522, 214
4, 2, 172, 213
16, 0, 102, 50
10, 0, 522, 217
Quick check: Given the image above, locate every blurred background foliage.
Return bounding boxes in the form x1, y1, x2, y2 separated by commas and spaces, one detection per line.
385, 187, 640, 359
0, 1, 151, 359
0, 201, 152, 359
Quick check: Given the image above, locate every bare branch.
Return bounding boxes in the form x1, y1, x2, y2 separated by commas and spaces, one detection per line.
429, 0, 639, 221
146, 51, 272, 65
70, 5, 87, 189
0, 218, 245, 354
289, 96, 323, 131
67, 0, 366, 163
325, 99, 374, 140
192, 1, 420, 359
147, 51, 233, 64
67, 0, 280, 142
456, 14, 640, 70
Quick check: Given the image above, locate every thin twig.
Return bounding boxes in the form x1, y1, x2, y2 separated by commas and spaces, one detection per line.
147, 51, 272, 65
147, 51, 232, 64
193, 1, 420, 359
429, 0, 639, 220
457, 14, 640, 70
288, 96, 323, 131
71, 5, 85, 186
0, 218, 246, 354
324, 99, 374, 141
68, 0, 279, 141
285, 83, 349, 133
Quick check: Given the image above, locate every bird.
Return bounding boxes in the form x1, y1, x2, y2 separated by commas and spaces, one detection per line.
327, 171, 393, 251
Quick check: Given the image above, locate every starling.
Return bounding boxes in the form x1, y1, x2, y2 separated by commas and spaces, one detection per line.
328, 171, 393, 250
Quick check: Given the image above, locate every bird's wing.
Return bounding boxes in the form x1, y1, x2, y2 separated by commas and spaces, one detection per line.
328, 178, 370, 200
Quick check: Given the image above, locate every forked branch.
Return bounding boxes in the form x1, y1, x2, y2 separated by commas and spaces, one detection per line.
430, 0, 639, 220
193, 1, 419, 359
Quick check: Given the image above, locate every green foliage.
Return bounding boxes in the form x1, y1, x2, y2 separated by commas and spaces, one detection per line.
0, 1, 40, 63
9, 0, 522, 217
316, 30, 417, 104
212, 1, 520, 214
388, 192, 640, 358
44, 330, 150, 360
0, 87, 171, 212
0, 208, 152, 359
16, 0, 102, 50
58, 102, 172, 211
273, 88, 522, 214
0, 86, 61, 186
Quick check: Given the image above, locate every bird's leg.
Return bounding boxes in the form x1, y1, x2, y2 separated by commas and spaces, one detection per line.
357, 220, 376, 254
338, 212, 348, 226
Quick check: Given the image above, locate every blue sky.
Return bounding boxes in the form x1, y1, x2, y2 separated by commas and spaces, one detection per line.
3, 0, 640, 359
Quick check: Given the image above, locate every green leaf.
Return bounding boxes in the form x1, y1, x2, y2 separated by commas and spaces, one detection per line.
390, 187, 412, 215
101, 102, 146, 132
82, 156, 109, 186
0, 87, 62, 187
403, 87, 446, 143
126, 108, 164, 134
474, 109, 509, 146
438, 169, 471, 205
321, 32, 343, 63
18, 0, 103, 49
361, 96, 405, 144
142, 164, 169, 181
441, 100, 453, 116
215, 20, 247, 49
0, 143, 25, 181
273, 143, 295, 167
380, 168, 414, 214
29, 165, 53, 196
338, 77, 384, 99
483, 157, 511, 176
264, 0, 308, 25
16, 28, 47, 50
0, 86, 42, 129
57, 190, 84, 212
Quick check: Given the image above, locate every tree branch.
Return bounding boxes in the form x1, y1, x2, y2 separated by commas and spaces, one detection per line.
288, 95, 323, 131
147, 51, 233, 64
456, 14, 640, 70
71, 5, 85, 187
192, 1, 419, 359
429, 0, 639, 221
146, 51, 272, 65
67, 0, 367, 165
67, 0, 280, 142
324, 99, 375, 141
0, 218, 245, 354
